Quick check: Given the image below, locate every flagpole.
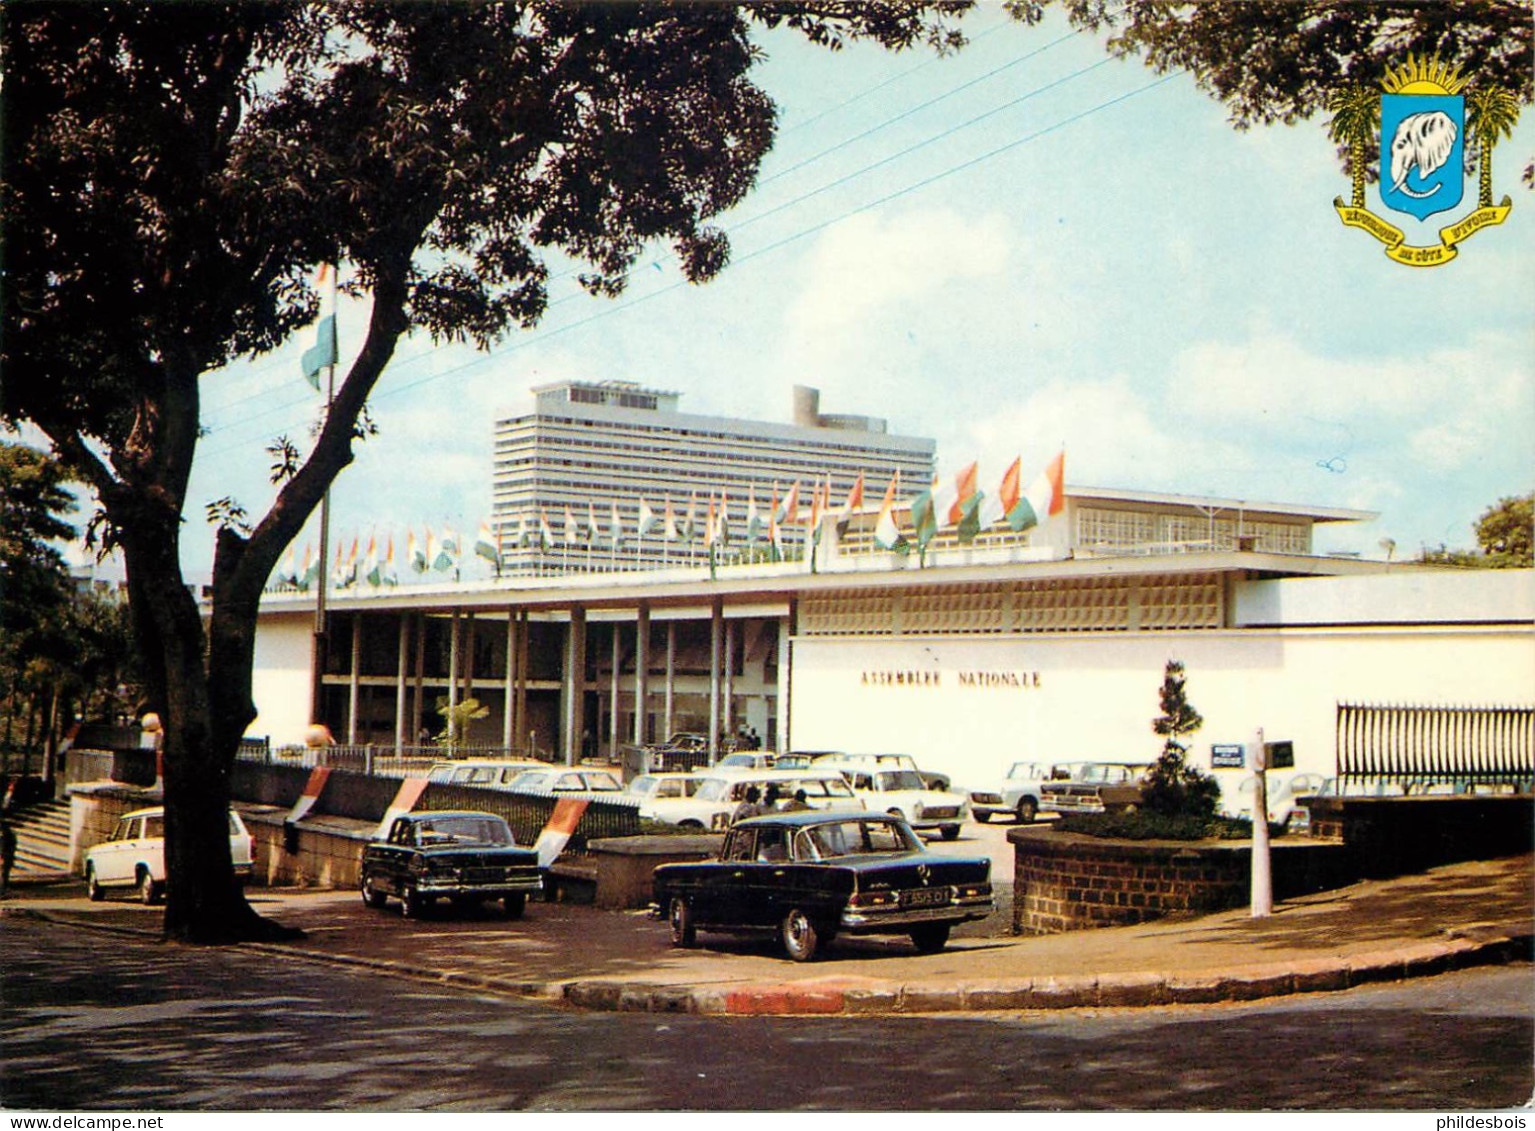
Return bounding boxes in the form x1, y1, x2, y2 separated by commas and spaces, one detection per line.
310, 263, 338, 727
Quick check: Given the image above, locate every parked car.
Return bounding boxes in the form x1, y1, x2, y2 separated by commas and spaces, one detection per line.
652, 811, 993, 961
968, 761, 1056, 824
1227, 771, 1328, 830
624, 771, 709, 823
715, 751, 814, 771
818, 761, 969, 839
662, 768, 865, 830
426, 758, 548, 788
360, 810, 542, 918
506, 767, 624, 795
85, 806, 254, 904
1039, 762, 1152, 814
812, 752, 952, 793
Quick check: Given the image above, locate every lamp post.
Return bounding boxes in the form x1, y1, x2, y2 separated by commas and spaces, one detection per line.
1251, 727, 1273, 917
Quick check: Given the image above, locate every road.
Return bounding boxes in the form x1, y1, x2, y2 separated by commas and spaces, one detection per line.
3, 916, 1529, 1112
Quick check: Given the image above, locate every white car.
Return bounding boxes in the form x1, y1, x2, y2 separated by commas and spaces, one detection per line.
662, 769, 865, 830
624, 771, 708, 823
85, 806, 254, 904
968, 761, 1055, 824
506, 767, 624, 795
426, 759, 547, 788
830, 765, 969, 840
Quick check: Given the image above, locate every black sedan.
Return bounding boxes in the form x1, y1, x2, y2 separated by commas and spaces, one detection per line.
651, 811, 993, 961
361, 810, 542, 918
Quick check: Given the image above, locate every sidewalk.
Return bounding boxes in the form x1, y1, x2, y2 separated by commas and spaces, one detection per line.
5, 853, 1530, 1016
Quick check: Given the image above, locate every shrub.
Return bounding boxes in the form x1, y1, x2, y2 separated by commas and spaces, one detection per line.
1144, 660, 1221, 819
1056, 811, 1259, 841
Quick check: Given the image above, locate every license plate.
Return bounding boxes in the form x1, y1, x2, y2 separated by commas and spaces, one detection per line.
901, 887, 949, 909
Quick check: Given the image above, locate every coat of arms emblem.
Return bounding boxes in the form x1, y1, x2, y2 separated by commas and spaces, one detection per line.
1330, 54, 1519, 266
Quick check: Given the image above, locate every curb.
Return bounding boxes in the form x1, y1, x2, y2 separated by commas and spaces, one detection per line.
8, 905, 1529, 1017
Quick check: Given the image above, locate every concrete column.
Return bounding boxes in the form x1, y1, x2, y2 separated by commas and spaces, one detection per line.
394, 614, 409, 754
708, 598, 723, 762
724, 618, 736, 742
447, 609, 461, 723
347, 614, 362, 744
561, 607, 587, 765
633, 604, 651, 745
664, 621, 676, 739
609, 622, 622, 759
512, 613, 524, 745
463, 611, 476, 707
411, 613, 425, 745
516, 610, 530, 753
776, 611, 792, 754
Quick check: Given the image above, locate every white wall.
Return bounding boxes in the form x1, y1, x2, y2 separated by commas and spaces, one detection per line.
787, 625, 1535, 796
248, 611, 316, 748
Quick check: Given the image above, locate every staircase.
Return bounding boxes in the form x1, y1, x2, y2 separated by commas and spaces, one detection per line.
7, 798, 73, 877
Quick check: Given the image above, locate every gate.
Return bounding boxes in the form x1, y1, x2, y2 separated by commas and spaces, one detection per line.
1336, 703, 1535, 787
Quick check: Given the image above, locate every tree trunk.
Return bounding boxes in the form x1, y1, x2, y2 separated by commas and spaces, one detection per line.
1351, 138, 1367, 208
1479, 142, 1493, 208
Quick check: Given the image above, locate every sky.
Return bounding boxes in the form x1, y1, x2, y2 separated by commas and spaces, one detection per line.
62, 3, 1535, 583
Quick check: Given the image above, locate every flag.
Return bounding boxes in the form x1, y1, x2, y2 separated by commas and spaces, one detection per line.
874, 476, 908, 554
768, 484, 781, 556
474, 521, 499, 564
704, 495, 717, 547
383, 534, 398, 586
663, 497, 678, 541
301, 264, 338, 390
978, 457, 1020, 530
336, 536, 358, 587
776, 481, 800, 526
637, 497, 659, 538
681, 492, 697, 542
364, 534, 381, 586
423, 527, 439, 571
609, 500, 623, 548
837, 472, 865, 533
808, 480, 825, 544
277, 545, 298, 587
560, 505, 575, 546
716, 491, 730, 545
586, 500, 600, 544
298, 543, 318, 591
745, 488, 763, 542
512, 513, 528, 548
434, 526, 457, 571
1010, 450, 1066, 532
538, 509, 555, 549
408, 529, 427, 573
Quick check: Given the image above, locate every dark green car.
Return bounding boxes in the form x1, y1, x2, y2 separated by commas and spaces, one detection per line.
652, 811, 992, 962
361, 810, 542, 919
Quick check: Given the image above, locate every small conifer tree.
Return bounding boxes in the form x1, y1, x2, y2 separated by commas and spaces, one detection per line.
1144, 661, 1220, 819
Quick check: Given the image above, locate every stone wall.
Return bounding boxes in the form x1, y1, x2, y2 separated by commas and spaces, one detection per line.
1009, 827, 1350, 934
1300, 794, 1533, 878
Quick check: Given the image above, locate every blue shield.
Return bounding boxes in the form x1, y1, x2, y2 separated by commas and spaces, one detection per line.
1380, 94, 1465, 220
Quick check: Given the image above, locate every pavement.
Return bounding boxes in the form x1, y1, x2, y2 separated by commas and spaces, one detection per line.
3, 850, 1530, 1016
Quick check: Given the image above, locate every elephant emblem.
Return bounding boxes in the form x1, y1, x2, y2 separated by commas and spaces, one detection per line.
1388, 110, 1457, 199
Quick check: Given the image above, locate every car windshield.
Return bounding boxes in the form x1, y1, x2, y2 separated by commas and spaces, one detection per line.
1008, 763, 1040, 779
628, 776, 658, 796
413, 816, 513, 846
875, 770, 925, 791
793, 818, 919, 860
694, 779, 732, 802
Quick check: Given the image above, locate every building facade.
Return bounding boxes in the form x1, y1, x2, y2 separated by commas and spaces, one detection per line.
249, 484, 1535, 809
490, 381, 934, 574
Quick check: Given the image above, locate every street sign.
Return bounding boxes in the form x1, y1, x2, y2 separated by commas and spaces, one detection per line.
1263, 740, 1295, 769
1210, 743, 1245, 769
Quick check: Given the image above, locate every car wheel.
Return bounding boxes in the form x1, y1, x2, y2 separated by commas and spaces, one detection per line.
360, 875, 388, 909
401, 885, 428, 919
910, 922, 951, 954
781, 908, 822, 962
86, 865, 104, 902
668, 896, 696, 948
973, 810, 992, 824
1016, 797, 1039, 824
939, 825, 960, 841
136, 868, 161, 906
503, 893, 527, 919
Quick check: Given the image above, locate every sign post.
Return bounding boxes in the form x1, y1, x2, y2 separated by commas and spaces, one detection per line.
1251, 728, 1272, 918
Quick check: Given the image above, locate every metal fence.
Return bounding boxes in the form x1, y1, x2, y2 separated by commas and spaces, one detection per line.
1336, 703, 1535, 787
417, 782, 642, 853
235, 742, 549, 779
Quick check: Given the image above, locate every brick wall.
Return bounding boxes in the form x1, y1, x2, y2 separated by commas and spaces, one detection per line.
1010, 827, 1350, 934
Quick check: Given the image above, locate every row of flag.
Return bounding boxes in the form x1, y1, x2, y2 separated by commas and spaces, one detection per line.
272, 452, 1065, 589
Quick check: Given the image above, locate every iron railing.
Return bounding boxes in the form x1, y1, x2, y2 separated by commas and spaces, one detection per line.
1336, 702, 1535, 788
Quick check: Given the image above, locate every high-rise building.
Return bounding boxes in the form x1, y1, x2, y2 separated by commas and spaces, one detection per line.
491, 381, 935, 573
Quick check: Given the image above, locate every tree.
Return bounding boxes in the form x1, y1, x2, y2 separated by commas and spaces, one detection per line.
0, 2, 974, 943
1475, 492, 1533, 567
1143, 660, 1219, 820
1467, 85, 1523, 207
1326, 84, 1379, 209
1419, 491, 1533, 568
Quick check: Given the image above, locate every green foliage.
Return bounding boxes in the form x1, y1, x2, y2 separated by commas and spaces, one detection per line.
1419, 492, 1534, 569
433, 695, 490, 753
1143, 660, 1219, 819
1056, 811, 1257, 841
